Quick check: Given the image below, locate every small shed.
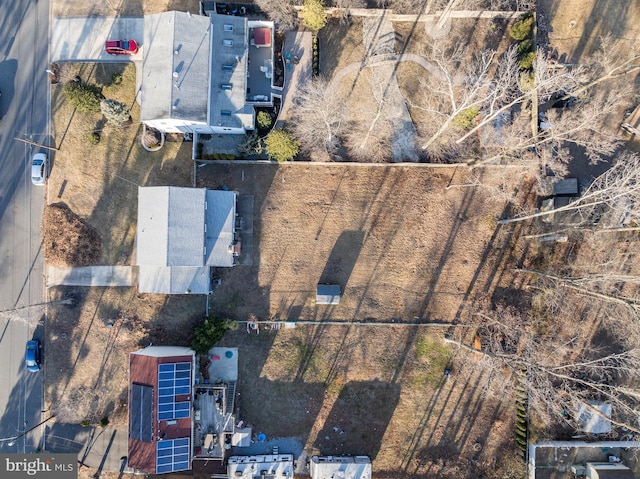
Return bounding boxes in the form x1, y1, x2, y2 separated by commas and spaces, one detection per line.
252, 27, 271, 47
576, 401, 612, 434
316, 284, 341, 305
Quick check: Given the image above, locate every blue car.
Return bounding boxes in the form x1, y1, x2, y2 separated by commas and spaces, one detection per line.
25, 340, 41, 372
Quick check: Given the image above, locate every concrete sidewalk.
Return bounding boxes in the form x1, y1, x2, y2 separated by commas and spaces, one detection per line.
45, 423, 130, 473
46, 266, 136, 287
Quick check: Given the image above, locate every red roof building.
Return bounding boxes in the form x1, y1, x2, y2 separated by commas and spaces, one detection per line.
128, 346, 195, 474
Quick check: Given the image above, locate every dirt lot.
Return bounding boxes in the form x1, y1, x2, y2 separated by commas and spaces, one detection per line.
197, 164, 522, 322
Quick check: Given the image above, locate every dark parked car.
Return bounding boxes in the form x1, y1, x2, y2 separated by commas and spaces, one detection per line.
105, 39, 139, 55
25, 340, 41, 372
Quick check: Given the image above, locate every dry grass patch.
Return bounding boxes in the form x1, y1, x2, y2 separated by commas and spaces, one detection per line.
221, 324, 523, 477
45, 287, 206, 425
50, 62, 193, 264
198, 163, 521, 323
318, 17, 365, 79
42, 203, 102, 266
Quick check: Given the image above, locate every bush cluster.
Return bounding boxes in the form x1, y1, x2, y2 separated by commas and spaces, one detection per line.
312, 36, 320, 76
100, 98, 131, 127
510, 13, 536, 71
200, 153, 238, 160
63, 81, 103, 113
87, 131, 100, 145
191, 316, 238, 355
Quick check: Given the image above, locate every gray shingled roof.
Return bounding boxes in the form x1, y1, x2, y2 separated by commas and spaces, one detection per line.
137, 187, 237, 294
205, 190, 236, 267
209, 15, 254, 129
137, 186, 205, 267
138, 266, 212, 294
141, 11, 211, 123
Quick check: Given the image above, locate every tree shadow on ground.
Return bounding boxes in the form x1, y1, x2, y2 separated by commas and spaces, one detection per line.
313, 380, 400, 459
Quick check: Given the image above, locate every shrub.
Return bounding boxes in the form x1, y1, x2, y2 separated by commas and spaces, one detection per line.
518, 51, 536, 70
100, 98, 131, 127
237, 132, 264, 156
63, 81, 103, 113
517, 39, 534, 55
111, 72, 123, 85
99, 416, 109, 428
257, 111, 273, 130
142, 128, 161, 148
191, 316, 238, 355
87, 131, 100, 145
453, 106, 479, 130
300, 0, 327, 31
510, 14, 534, 41
80, 419, 91, 427
265, 129, 300, 162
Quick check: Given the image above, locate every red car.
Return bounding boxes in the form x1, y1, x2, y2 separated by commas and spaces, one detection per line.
105, 39, 139, 55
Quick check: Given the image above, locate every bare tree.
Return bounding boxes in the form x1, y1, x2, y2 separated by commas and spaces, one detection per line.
457, 47, 588, 145
451, 301, 640, 434
254, 0, 299, 31
413, 44, 498, 155
291, 76, 345, 158
478, 85, 626, 170
499, 152, 640, 225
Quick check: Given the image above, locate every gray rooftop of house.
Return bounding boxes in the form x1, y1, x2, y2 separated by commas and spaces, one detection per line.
205, 190, 236, 267
141, 11, 211, 123
209, 14, 254, 129
137, 265, 212, 294
136, 187, 236, 293
137, 186, 206, 266
310, 456, 372, 479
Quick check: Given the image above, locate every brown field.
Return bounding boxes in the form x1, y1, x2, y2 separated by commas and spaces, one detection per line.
194, 164, 533, 476
197, 164, 521, 323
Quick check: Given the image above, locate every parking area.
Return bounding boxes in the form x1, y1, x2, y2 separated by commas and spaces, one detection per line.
50, 17, 143, 62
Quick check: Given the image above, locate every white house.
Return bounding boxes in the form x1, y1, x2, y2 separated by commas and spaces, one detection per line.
141, 11, 274, 135
136, 186, 238, 294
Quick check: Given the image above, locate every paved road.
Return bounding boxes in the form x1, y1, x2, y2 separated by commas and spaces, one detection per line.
0, 0, 49, 453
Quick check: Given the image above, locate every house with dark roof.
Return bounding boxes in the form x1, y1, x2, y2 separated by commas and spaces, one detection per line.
141, 11, 275, 135
128, 346, 241, 475
136, 186, 239, 294
128, 346, 195, 475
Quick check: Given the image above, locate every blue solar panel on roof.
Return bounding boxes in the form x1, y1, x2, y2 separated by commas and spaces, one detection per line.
156, 437, 190, 473
156, 362, 192, 421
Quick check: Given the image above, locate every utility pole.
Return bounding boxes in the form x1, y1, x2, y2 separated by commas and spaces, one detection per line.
14, 137, 59, 151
